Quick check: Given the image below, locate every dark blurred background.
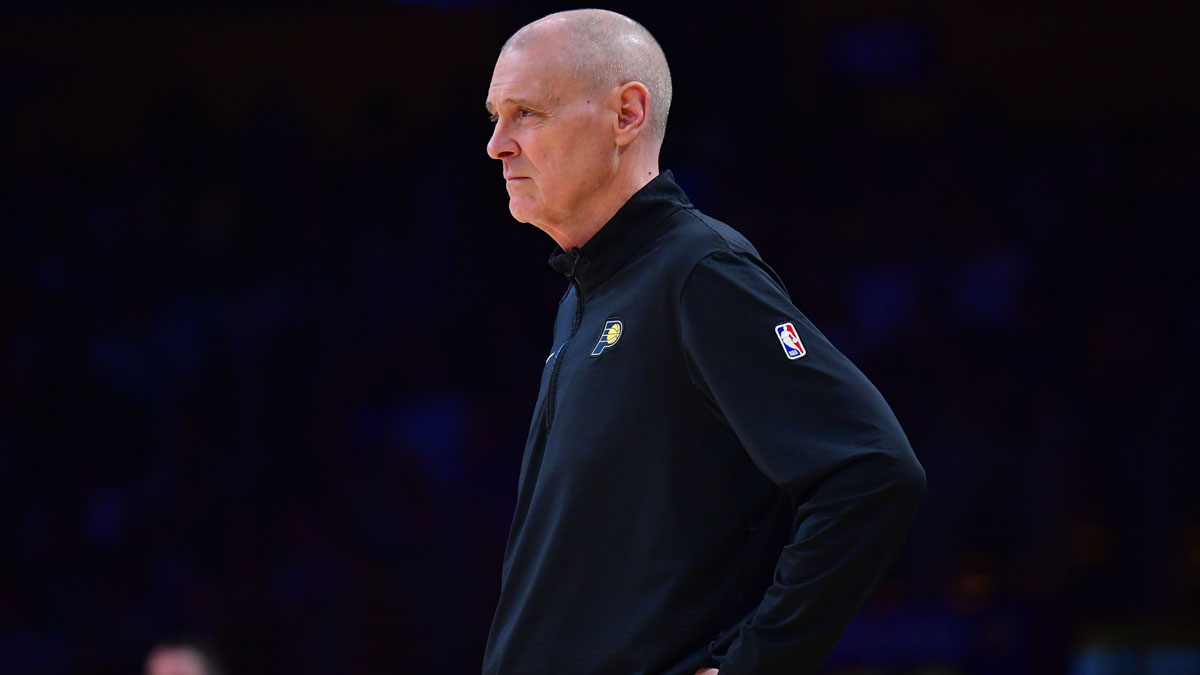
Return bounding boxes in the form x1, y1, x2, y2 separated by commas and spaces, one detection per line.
2, 1, 1198, 673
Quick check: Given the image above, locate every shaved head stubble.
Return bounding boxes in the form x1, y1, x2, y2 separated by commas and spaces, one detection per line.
502, 9, 672, 143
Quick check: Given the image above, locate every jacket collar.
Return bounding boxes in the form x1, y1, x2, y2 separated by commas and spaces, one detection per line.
547, 170, 691, 295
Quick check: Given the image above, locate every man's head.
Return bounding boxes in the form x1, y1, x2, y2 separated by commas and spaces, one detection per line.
485, 9, 672, 245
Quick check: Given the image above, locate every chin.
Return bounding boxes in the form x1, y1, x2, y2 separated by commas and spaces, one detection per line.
507, 205, 530, 224
508, 199, 540, 225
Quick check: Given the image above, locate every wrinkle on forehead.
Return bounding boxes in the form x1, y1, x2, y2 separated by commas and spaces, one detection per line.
487, 42, 579, 111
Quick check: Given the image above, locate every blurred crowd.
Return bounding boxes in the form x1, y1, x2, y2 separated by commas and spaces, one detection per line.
1, 3, 1197, 673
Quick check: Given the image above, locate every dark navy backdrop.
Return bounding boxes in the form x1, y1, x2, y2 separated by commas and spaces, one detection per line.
1, 1, 1196, 673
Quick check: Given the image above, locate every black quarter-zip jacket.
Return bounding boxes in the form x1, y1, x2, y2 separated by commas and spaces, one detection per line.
482, 171, 926, 675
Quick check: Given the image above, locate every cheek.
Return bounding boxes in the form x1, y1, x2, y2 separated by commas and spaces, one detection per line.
521, 114, 611, 210
547, 129, 609, 189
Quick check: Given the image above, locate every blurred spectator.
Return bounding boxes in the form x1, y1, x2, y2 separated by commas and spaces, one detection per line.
144, 636, 225, 675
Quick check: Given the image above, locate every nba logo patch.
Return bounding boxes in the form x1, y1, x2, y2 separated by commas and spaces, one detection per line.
590, 319, 623, 357
775, 322, 806, 360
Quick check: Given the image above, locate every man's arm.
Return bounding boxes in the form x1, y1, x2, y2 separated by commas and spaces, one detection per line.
679, 250, 926, 675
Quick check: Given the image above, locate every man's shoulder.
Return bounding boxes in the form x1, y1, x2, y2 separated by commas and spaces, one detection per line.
650, 206, 765, 272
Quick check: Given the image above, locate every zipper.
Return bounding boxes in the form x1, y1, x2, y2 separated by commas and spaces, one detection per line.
543, 248, 585, 430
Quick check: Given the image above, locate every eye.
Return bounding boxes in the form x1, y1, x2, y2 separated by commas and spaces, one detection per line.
488, 113, 499, 123
518, 108, 535, 118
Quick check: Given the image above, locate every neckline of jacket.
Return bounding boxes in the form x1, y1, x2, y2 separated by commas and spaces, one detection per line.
546, 169, 693, 296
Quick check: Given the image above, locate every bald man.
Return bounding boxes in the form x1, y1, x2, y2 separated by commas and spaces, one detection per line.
482, 10, 925, 675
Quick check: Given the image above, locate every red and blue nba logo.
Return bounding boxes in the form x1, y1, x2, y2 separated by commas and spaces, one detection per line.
775, 322, 806, 360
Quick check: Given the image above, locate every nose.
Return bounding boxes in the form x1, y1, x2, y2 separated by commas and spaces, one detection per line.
487, 119, 519, 160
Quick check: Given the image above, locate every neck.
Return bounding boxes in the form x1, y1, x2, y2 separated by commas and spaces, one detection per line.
542, 161, 660, 251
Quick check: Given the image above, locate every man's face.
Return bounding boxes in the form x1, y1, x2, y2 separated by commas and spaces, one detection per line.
486, 39, 615, 230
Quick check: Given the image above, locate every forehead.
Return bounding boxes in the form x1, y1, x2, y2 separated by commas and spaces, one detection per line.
486, 43, 580, 109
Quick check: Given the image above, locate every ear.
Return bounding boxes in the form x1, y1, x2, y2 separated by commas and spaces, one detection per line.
612, 81, 651, 147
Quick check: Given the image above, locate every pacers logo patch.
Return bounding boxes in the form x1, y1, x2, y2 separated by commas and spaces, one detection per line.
590, 319, 623, 357
775, 322, 806, 360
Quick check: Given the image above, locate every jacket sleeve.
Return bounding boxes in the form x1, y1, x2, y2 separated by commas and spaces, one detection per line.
679, 249, 926, 675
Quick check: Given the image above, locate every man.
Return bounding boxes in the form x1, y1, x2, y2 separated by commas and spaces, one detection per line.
482, 10, 925, 675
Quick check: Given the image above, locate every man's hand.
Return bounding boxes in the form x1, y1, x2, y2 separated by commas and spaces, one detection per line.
694, 669, 719, 675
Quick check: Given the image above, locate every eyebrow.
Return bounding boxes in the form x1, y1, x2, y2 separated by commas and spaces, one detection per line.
484, 97, 544, 114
